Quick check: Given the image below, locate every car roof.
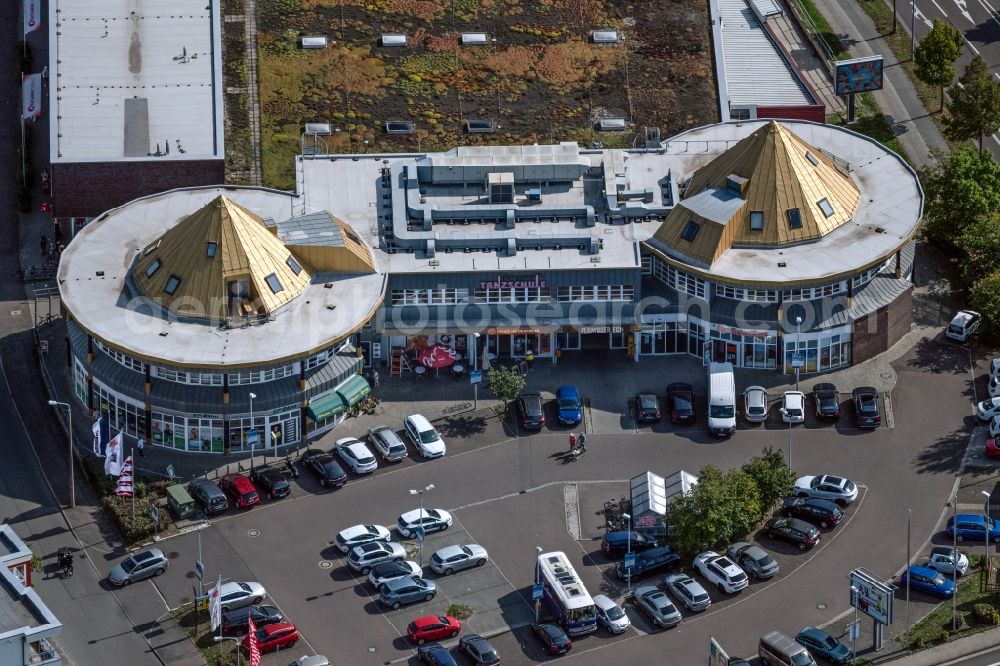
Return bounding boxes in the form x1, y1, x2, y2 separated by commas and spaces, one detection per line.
908, 564, 941, 577
813, 382, 837, 392
798, 626, 828, 640
382, 575, 423, 591
853, 386, 877, 396
955, 513, 988, 523
592, 594, 620, 610
341, 524, 380, 537
520, 391, 542, 399
435, 544, 465, 557
342, 441, 371, 454
406, 414, 433, 429
557, 385, 580, 397
668, 382, 693, 392
401, 508, 443, 521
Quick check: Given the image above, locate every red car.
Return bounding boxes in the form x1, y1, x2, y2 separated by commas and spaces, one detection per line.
407, 614, 461, 645
987, 438, 1000, 459
219, 473, 260, 509
242, 622, 298, 653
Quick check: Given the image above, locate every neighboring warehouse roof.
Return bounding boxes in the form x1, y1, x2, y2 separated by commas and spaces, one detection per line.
0, 525, 61, 646
134, 196, 312, 320
49, 0, 224, 163
718, 0, 813, 107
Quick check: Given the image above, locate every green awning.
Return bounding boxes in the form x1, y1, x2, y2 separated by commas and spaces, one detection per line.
307, 392, 347, 421
335, 374, 371, 407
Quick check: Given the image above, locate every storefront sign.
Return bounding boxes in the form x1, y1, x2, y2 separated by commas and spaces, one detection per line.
191, 413, 223, 419
485, 327, 541, 335
478, 274, 548, 290
579, 326, 623, 334
712, 324, 771, 339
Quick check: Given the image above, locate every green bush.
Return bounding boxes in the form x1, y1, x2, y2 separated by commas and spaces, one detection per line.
972, 603, 1000, 625
100, 494, 169, 545
939, 629, 950, 643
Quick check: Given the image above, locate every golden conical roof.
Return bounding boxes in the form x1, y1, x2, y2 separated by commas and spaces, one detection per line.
133, 196, 312, 320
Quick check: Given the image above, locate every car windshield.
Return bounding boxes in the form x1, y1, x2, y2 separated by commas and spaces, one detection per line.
786, 407, 802, 416
605, 605, 625, 620
710, 405, 735, 418
820, 396, 837, 408
419, 429, 440, 444
559, 398, 579, 410
748, 406, 765, 415
640, 397, 657, 409
859, 397, 877, 413
822, 635, 838, 648
792, 653, 815, 666
756, 554, 775, 567
693, 592, 709, 601
673, 395, 692, 409
120, 557, 139, 573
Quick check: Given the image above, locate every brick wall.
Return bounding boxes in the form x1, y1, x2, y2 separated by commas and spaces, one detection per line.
757, 104, 827, 124
851, 286, 913, 364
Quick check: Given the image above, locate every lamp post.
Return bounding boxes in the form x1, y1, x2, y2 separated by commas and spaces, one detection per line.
983, 490, 992, 580
473, 332, 481, 410
623, 512, 632, 594
249, 392, 257, 467
905, 508, 911, 645
410, 484, 435, 566
213, 636, 240, 666
911, 0, 916, 57
951, 492, 958, 631
794, 316, 802, 392
47, 400, 75, 508
850, 585, 860, 665
534, 545, 542, 623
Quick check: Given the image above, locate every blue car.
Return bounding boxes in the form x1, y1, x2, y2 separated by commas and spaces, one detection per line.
947, 514, 1000, 543
900, 564, 955, 599
417, 642, 458, 666
796, 626, 851, 664
556, 386, 582, 426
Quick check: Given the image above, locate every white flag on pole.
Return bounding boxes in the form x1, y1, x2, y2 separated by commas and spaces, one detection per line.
104, 431, 124, 476
22, 73, 42, 121
208, 575, 223, 631
92, 418, 103, 456
23, 0, 41, 35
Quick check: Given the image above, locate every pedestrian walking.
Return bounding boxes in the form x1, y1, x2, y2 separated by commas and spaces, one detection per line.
577, 432, 586, 451
54, 222, 64, 243
568, 432, 577, 451
137, 438, 145, 457
40, 233, 48, 257
372, 369, 380, 389
525, 350, 534, 369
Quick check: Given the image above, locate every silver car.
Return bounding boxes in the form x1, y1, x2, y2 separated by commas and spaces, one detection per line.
663, 572, 711, 612
633, 585, 681, 629
348, 541, 406, 574
928, 546, 969, 576
793, 474, 859, 506
217, 581, 267, 612
743, 386, 768, 423
378, 576, 437, 609
335, 437, 378, 474
108, 548, 168, 586
368, 425, 408, 462
429, 544, 488, 575
726, 542, 779, 579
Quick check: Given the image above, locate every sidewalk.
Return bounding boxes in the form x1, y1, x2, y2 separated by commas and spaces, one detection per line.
766, 8, 846, 115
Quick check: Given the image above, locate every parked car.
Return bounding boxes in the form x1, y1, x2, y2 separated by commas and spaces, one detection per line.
218, 473, 260, 509
532, 623, 572, 655
368, 560, 422, 589
726, 542, 779, 579
793, 474, 859, 506
615, 545, 680, 580
379, 576, 437, 609
242, 622, 298, 653
795, 626, 851, 664
977, 398, 1000, 421
334, 437, 378, 474
404, 414, 447, 458
334, 524, 391, 553
989, 375, 1000, 399
991, 357, 1000, 381
593, 594, 631, 634
743, 386, 768, 423
601, 530, 656, 558
221, 605, 284, 635
429, 544, 488, 575
188, 478, 228, 514
991, 416, 1000, 440
217, 581, 267, 612
988, 438, 1000, 460
781, 497, 844, 529
664, 572, 711, 612
347, 541, 406, 574
928, 546, 969, 577
899, 564, 955, 598
556, 386, 583, 426
300, 449, 347, 488
407, 615, 461, 644
397, 508, 453, 538
417, 643, 459, 666
249, 466, 290, 499
458, 634, 500, 665
368, 425, 409, 462
635, 393, 661, 423
107, 548, 168, 586
693, 551, 749, 594
946, 309, 981, 342
667, 382, 696, 424
517, 391, 546, 430
851, 387, 881, 428
812, 383, 841, 420
946, 514, 1000, 543
289, 658, 330, 666
763, 517, 820, 551
780, 391, 805, 424
633, 585, 682, 629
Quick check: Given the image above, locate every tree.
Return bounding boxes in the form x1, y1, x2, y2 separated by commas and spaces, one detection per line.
960, 214, 1000, 284
970, 270, 1000, 338
923, 148, 1000, 246
664, 465, 762, 554
486, 366, 526, 416
741, 446, 795, 515
914, 19, 964, 111
946, 55, 1000, 155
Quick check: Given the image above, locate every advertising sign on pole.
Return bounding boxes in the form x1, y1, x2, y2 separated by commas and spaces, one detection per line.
470, 370, 483, 385
849, 568, 895, 625
532, 584, 544, 600
709, 636, 730, 666
834, 56, 885, 96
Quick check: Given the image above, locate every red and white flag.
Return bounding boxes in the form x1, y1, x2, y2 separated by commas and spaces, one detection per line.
114, 456, 134, 497
247, 616, 261, 666
22, 73, 42, 121
24, 0, 41, 35
208, 575, 222, 631
104, 431, 124, 476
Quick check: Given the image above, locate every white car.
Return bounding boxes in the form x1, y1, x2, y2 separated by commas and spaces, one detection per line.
743, 386, 768, 423
404, 414, 446, 459
664, 572, 711, 612
928, 546, 969, 577
693, 551, 749, 594
429, 544, 488, 575
780, 391, 805, 424
217, 581, 267, 612
793, 474, 859, 506
978, 398, 1000, 421
593, 594, 631, 634
991, 358, 1000, 381
990, 376, 1000, 399
333, 524, 391, 553
396, 508, 453, 538
991, 416, 1000, 440
946, 309, 981, 342
335, 437, 378, 474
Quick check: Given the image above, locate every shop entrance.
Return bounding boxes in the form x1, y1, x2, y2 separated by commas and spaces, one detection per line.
486, 332, 550, 359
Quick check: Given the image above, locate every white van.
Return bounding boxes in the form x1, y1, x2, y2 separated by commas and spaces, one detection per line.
759, 630, 817, 666
707, 362, 736, 437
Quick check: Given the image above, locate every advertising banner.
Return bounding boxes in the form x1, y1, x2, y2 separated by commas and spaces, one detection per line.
22, 73, 42, 120
834, 56, 884, 96
24, 0, 41, 34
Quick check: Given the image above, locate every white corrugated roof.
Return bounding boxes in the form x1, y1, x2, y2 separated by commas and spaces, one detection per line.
719, 0, 813, 107
50, 0, 224, 163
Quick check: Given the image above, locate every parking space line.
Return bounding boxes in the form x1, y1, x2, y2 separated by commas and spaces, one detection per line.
449, 479, 630, 512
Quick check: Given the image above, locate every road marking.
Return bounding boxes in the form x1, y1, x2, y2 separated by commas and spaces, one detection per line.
950, 0, 975, 22
883, 391, 895, 430
564, 483, 582, 539
977, 0, 1000, 28
965, 38, 980, 55
449, 479, 629, 512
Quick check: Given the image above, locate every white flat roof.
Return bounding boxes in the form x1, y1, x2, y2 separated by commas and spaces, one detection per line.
49, 0, 224, 163
59, 187, 385, 368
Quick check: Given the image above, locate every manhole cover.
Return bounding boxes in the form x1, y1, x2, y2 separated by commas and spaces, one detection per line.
247, 528, 260, 537
319, 560, 333, 569
817, 603, 827, 610
9, 310, 21, 316
367, 647, 376, 653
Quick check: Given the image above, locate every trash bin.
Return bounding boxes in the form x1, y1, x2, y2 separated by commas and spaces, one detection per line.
165, 484, 196, 520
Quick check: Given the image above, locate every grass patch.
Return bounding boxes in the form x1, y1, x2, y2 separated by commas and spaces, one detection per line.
906, 570, 1000, 649
172, 606, 240, 666
792, 0, 848, 60
447, 603, 474, 620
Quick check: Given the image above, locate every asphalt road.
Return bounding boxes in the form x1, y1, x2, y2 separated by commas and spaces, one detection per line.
947, 646, 1000, 666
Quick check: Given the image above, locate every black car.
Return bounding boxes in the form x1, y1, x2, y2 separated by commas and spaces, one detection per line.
300, 449, 347, 488
615, 545, 680, 580
249, 466, 291, 500
220, 605, 284, 635
601, 530, 656, 558
532, 623, 572, 655
417, 643, 458, 666
764, 517, 821, 551
517, 391, 545, 430
667, 383, 696, 424
781, 497, 843, 529
852, 387, 881, 428
813, 383, 841, 420
458, 634, 500, 665
187, 479, 229, 515
635, 393, 661, 423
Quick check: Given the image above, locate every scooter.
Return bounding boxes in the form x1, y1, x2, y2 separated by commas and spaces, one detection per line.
284, 455, 299, 479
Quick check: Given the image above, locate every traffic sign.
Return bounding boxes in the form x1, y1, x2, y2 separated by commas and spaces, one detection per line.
470, 370, 483, 385
415, 527, 425, 543
150, 505, 159, 523
195, 560, 204, 582
791, 353, 805, 369
532, 584, 544, 600
247, 428, 259, 445
623, 552, 636, 569
848, 621, 860, 641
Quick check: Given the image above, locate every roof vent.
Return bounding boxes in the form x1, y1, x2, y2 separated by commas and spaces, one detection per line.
96, 271, 105, 277
777, 262, 787, 268
726, 174, 749, 196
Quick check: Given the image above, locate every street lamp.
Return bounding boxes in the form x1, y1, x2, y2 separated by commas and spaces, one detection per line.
47, 401, 75, 508
850, 585, 860, 665
983, 490, 992, 577
623, 512, 632, 594
249, 392, 257, 466
950, 493, 958, 631
213, 636, 241, 666
473, 333, 481, 409
794, 316, 802, 391
534, 545, 542, 623
410, 484, 435, 566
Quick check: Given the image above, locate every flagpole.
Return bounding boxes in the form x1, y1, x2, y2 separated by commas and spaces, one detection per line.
130, 446, 135, 525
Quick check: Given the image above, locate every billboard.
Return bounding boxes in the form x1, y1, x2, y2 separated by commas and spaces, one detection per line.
834, 56, 884, 96
850, 568, 895, 625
